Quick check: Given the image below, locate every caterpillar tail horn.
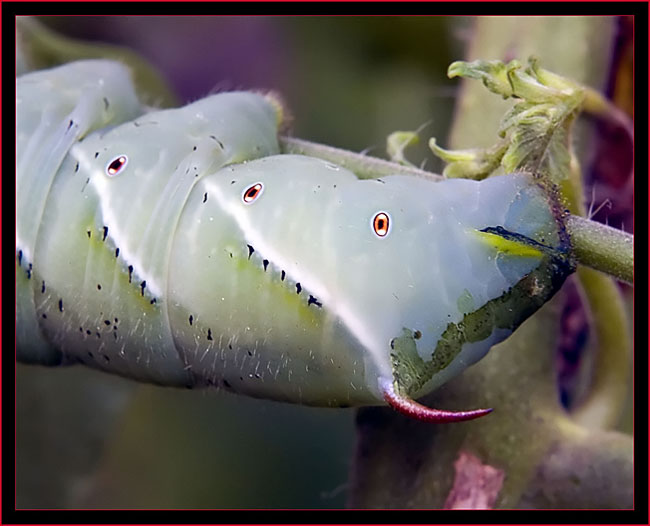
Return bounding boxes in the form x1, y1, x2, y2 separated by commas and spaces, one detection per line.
380, 378, 493, 423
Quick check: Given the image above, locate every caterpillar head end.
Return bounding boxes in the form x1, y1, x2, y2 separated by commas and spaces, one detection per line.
380, 377, 492, 423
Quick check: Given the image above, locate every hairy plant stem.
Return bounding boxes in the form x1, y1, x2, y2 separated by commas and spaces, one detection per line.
280, 135, 633, 285
280, 137, 442, 181
566, 215, 633, 284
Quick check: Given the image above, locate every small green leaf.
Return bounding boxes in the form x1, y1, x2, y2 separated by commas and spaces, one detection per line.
429, 137, 507, 179
386, 131, 420, 166
447, 59, 514, 99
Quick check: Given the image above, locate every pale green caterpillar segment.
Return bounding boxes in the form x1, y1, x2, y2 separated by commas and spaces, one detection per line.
72, 90, 280, 300
16, 60, 143, 263
167, 154, 569, 406
17, 63, 281, 384
168, 156, 377, 405
16, 60, 144, 365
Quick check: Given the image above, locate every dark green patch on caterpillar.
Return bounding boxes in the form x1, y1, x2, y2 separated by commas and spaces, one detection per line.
391, 250, 574, 397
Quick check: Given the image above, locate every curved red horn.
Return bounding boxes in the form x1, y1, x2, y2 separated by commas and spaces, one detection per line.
380, 378, 493, 423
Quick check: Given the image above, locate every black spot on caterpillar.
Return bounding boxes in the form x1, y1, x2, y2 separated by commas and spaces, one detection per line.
308, 295, 322, 308
210, 135, 225, 149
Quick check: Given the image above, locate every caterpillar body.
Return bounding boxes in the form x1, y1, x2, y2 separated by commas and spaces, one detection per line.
16, 60, 574, 422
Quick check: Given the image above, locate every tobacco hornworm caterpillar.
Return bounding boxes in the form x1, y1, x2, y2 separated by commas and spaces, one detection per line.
16, 60, 574, 422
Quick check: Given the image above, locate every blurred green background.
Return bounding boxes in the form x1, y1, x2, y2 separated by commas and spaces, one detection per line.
32, 16, 469, 168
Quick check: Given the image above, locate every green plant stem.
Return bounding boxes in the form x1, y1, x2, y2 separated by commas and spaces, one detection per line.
279, 137, 442, 181
557, 102, 632, 431
569, 266, 632, 429
280, 136, 633, 285
566, 215, 634, 284
582, 85, 634, 142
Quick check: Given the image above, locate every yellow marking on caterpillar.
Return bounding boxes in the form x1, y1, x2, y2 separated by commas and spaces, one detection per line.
474, 230, 543, 258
